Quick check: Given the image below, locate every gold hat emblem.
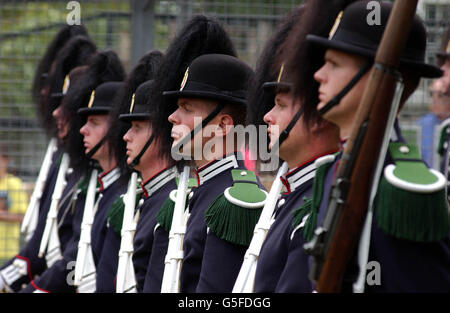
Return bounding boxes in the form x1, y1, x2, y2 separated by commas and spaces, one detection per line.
276, 63, 285, 83
329, 11, 343, 39
180, 67, 189, 91
129, 93, 136, 113
62, 75, 70, 95
87, 90, 95, 108
446, 40, 450, 54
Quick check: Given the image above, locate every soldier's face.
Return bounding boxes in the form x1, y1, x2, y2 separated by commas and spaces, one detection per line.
314, 49, 369, 137
441, 58, 450, 95
52, 105, 69, 140
123, 120, 154, 169
429, 78, 450, 120
264, 92, 308, 161
168, 98, 218, 157
79, 114, 109, 160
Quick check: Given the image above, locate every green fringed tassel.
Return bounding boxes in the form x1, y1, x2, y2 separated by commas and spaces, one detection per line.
292, 197, 317, 242
156, 192, 191, 233
291, 159, 335, 241
156, 198, 175, 233
106, 193, 141, 235
303, 208, 318, 242
77, 170, 100, 196
56, 152, 63, 166
375, 176, 450, 242
106, 196, 125, 235
76, 175, 90, 196
205, 194, 263, 246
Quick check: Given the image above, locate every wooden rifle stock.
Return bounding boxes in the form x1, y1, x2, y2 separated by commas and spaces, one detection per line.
311, 0, 419, 292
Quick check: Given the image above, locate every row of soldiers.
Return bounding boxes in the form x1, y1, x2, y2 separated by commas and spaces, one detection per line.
0, 0, 449, 293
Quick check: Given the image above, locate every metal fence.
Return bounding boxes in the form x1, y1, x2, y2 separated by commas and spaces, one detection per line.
0, 0, 303, 262
0, 0, 448, 259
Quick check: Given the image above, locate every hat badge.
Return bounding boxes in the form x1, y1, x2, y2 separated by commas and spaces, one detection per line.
129, 93, 136, 113
329, 11, 343, 39
62, 75, 70, 95
276, 63, 285, 83
180, 67, 189, 91
87, 90, 95, 108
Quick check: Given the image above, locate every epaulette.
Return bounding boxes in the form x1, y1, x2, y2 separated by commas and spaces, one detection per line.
292, 153, 337, 242
437, 118, 450, 156
56, 151, 64, 167
205, 169, 268, 246
375, 142, 449, 242
76, 170, 99, 196
106, 187, 142, 235
156, 178, 198, 233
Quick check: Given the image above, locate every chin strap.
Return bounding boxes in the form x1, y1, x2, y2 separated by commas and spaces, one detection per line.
171, 103, 225, 157
269, 105, 304, 156
318, 61, 372, 116
86, 136, 107, 159
129, 134, 155, 168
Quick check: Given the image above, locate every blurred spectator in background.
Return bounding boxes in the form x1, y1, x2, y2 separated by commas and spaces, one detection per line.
0, 144, 28, 264
417, 78, 450, 166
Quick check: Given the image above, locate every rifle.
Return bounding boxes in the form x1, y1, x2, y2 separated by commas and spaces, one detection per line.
38, 152, 70, 267
116, 171, 140, 293
232, 161, 289, 293
304, 0, 419, 293
21, 137, 58, 242
160, 165, 190, 293
74, 168, 99, 293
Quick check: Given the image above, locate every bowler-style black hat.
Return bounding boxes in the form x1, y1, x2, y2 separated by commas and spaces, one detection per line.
77, 81, 124, 116
306, 1, 442, 78
163, 54, 254, 106
119, 80, 154, 122
262, 64, 292, 94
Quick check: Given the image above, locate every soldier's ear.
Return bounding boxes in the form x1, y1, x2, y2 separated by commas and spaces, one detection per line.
216, 113, 234, 137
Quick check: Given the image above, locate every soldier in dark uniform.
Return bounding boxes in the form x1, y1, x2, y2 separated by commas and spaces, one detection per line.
166, 53, 267, 293
141, 15, 240, 293
248, 5, 340, 293
100, 50, 165, 293
18, 50, 125, 293
76, 78, 131, 293
285, 0, 449, 292
0, 35, 97, 292
119, 80, 178, 293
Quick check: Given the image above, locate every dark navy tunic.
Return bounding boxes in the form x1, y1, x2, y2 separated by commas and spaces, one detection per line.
95, 222, 121, 293
19, 173, 88, 293
314, 125, 450, 292
254, 157, 321, 293
180, 153, 261, 293
130, 166, 177, 293
93, 168, 127, 293
0, 149, 80, 292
